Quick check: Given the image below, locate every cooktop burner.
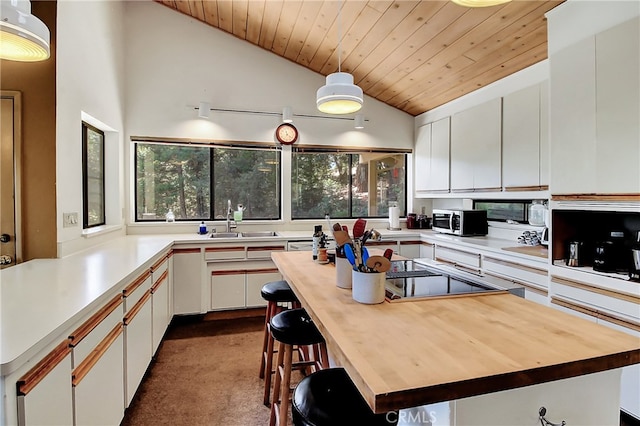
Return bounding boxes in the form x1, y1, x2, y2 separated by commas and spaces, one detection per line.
384, 260, 501, 301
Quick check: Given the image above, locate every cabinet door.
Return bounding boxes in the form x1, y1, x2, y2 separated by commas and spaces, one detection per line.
549, 36, 597, 194
16, 341, 73, 426
502, 84, 541, 189
73, 324, 125, 426
414, 123, 432, 192
172, 248, 203, 315
123, 289, 153, 406
430, 117, 450, 192
151, 267, 170, 354
246, 269, 281, 308
211, 271, 245, 310
398, 242, 420, 259
595, 17, 640, 194
450, 110, 475, 191
539, 80, 550, 187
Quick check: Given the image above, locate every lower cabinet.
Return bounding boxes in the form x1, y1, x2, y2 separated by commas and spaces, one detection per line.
172, 247, 204, 315
72, 324, 125, 426
210, 263, 281, 310
15, 341, 73, 426
434, 245, 481, 275
398, 241, 421, 259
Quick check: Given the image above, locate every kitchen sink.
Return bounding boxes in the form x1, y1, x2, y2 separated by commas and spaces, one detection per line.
209, 232, 239, 238
241, 231, 279, 238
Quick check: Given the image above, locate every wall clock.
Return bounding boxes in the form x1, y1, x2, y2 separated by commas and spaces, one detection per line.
275, 123, 299, 145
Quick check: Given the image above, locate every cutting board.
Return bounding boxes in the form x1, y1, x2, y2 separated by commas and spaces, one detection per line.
502, 245, 549, 259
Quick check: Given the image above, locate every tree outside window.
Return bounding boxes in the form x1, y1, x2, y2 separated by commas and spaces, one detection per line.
82, 122, 105, 228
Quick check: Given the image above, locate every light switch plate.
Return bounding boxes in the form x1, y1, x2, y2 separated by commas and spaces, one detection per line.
63, 212, 78, 227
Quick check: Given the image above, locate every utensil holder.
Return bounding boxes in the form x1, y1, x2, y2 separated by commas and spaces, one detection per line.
352, 270, 385, 304
336, 257, 353, 289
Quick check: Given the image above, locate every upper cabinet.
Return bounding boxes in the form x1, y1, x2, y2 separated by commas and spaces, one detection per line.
502, 82, 549, 191
549, 16, 640, 196
450, 98, 502, 192
415, 117, 450, 193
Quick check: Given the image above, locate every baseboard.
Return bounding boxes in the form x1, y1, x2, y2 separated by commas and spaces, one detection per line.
204, 307, 266, 321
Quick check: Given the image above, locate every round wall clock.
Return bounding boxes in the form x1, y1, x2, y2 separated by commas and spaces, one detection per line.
275, 123, 299, 145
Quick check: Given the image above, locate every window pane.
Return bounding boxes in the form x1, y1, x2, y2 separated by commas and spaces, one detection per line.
83, 123, 105, 228
136, 144, 211, 220
474, 201, 527, 222
355, 153, 406, 217
213, 148, 280, 220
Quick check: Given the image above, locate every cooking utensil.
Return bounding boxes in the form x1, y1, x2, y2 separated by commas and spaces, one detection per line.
383, 248, 393, 261
362, 246, 370, 264
353, 218, 367, 239
333, 230, 352, 247
365, 255, 391, 273
343, 244, 356, 267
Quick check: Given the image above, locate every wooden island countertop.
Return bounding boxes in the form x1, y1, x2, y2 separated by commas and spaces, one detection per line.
272, 251, 640, 414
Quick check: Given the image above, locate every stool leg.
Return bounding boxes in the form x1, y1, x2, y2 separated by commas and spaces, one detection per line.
259, 302, 274, 379
318, 342, 330, 369
278, 343, 293, 426
269, 340, 286, 426
262, 320, 276, 406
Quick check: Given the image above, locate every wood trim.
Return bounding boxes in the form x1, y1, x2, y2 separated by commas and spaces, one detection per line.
415, 189, 450, 194
17, 340, 71, 396
473, 187, 503, 193
123, 290, 152, 325
69, 294, 123, 346
211, 269, 245, 276
72, 323, 123, 387
172, 247, 201, 254
483, 271, 548, 296
150, 255, 167, 272
504, 185, 549, 192
246, 268, 279, 275
205, 246, 245, 253
551, 194, 640, 201
399, 240, 422, 246
551, 297, 640, 332
364, 241, 397, 247
247, 245, 286, 252
292, 144, 412, 154
550, 275, 640, 304
151, 269, 168, 293
451, 188, 474, 193
211, 267, 279, 276
131, 135, 280, 149
483, 256, 547, 276
123, 270, 151, 297
437, 245, 480, 257
421, 241, 434, 247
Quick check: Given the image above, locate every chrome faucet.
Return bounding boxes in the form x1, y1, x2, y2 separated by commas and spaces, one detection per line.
226, 199, 236, 233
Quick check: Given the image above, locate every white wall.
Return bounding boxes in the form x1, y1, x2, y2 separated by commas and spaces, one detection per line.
56, 0, 127, 257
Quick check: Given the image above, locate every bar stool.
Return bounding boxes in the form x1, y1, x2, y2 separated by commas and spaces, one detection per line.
269, 308, 329, 426
292, 368, 399, 426
260, 280, 299, 406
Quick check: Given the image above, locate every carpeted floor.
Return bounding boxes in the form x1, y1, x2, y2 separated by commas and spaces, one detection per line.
121, 314, 273, 426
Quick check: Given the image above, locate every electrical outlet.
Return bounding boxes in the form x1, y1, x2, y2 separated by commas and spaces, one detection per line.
63, 212, 78, 227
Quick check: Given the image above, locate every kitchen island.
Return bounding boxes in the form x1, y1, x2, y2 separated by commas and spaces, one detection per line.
272, 251, 640, 425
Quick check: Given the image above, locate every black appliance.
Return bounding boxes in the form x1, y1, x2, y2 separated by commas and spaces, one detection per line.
432, 209, 488, 236
630, 231, 640, 281
593, 231, 628, 273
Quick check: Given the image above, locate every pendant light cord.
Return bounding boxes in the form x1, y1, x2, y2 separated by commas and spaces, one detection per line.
337, 0, 342, 73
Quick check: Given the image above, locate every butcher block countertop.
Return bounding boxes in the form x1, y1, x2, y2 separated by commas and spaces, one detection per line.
271, 251, 640, 414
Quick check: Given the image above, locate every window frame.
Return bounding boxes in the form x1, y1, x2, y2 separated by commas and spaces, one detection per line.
82, 122, 106, 229
473, 199, 536, 223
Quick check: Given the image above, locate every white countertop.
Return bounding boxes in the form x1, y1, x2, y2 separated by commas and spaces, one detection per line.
0, 236, 174, 374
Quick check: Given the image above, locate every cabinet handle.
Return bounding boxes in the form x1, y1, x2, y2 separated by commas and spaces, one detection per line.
551, 296, 640, 332
205, 246, 244, 253
150, 255, 168, 272
72, 323, 123, 387
484, 256, 547, 276
550, 275, 640, 304
247, 246, 286, 252
483, 271, 548, 296
123, 270, 151, 297
69, 294, 123, 346
151, 269, 169, 293
123, 290, 152, 325
17, 340, 71, 396
173, 248, 201, 254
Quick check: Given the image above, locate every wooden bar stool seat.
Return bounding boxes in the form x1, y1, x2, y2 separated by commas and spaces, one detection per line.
259, 280, 299, 406
269, 308, 329, 426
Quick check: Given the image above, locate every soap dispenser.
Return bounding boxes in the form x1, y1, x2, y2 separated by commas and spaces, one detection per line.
198, 221, 207, 235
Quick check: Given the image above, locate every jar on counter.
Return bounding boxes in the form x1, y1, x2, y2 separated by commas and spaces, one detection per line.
528, 200, 546, 226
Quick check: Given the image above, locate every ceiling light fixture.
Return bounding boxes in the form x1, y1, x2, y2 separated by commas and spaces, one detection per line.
198, 102, 210, 119
282, 106, 293, 123
354, 114, 365, 129
0, 0, 50, 62
451, 0, 511, 7
316, 2, 363, 115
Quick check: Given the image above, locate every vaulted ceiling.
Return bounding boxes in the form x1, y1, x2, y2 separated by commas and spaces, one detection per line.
155, 0, 563, 117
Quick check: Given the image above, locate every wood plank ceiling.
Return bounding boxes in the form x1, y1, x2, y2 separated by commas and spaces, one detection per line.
155, 0, 563, 117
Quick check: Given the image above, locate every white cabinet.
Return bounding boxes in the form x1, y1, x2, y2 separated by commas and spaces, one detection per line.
123, 272, 153, 406
434, 244, 481, 275
549, 17, 640, 195
415, 117, 450, 193
246, 269, 281, 307
151, 254, 171, 354
211, 270, 246, 310
15, 341, 73, 426
399, 241, 421, 259
172, 247, 204, 315
450, 98, 502, 191
210, 261, 282, 310
502, 83, 549, 190
419, 242, 434, 259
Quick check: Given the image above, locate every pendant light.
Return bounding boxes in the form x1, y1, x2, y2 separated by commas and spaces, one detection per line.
0, 0, 50, 62
451, 0, 511, 7
316, 2, 363, 115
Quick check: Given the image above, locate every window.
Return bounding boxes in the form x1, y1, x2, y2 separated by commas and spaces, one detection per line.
82, 122, 105, 228
291, 148, 407, 219
135, 142, 280, 221
473, 200, 535, 223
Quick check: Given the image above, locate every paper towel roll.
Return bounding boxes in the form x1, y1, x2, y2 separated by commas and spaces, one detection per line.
389, 206, 400, 230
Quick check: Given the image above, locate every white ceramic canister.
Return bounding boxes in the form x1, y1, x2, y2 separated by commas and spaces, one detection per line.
336, 256, 353, 289
351, 270, 386, 304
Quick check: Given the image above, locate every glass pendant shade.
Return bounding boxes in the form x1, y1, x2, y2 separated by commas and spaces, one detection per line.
0, 0, 50, 62
451, 0, 511, 7
316, 72, 363, 115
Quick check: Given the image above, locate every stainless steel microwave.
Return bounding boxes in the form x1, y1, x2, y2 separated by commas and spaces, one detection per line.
432, 209, 488, 236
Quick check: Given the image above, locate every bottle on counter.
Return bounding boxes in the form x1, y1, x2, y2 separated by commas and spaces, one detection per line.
198, 221, 207, 235
312, 225, 323, 260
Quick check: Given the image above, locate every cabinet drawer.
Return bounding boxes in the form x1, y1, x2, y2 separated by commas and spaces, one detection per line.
483, 256, 548, 289
246, 269, 281, 307
247, 245, 286, 259
150, 253, 169, 283
205, 246, 245, 260
211, 271, 245, 310
435, 245, 481, 273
